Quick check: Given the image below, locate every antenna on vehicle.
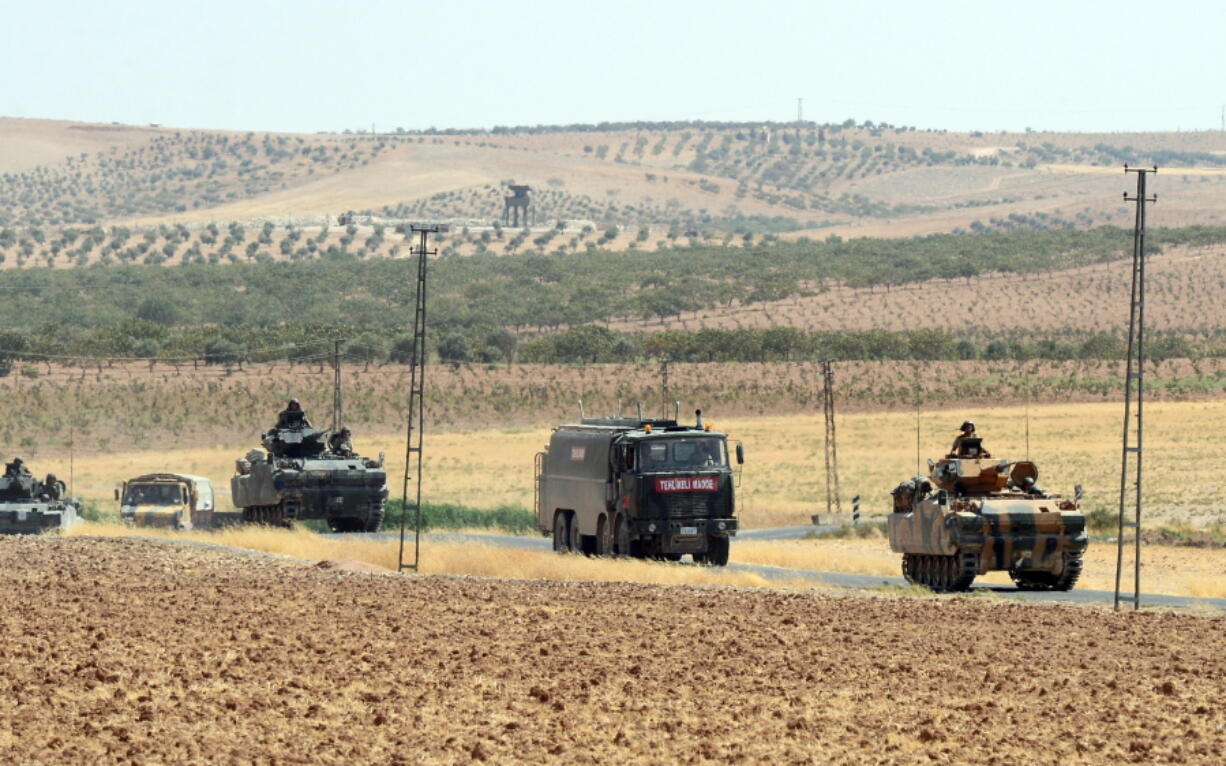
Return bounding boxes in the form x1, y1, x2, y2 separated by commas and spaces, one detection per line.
331, 339, 343, 433
1025, 389, 1031, 462
673, 401, 680, 421
617, 399, 622, 417
636, 402, 643, 421
915, 403, 921, 475
659, 360, 670, 420
579, 399, 586, 419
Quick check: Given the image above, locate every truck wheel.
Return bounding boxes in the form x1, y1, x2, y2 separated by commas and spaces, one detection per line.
568, 516, 586, 554
596, 515, 614, 556
701, 536, 730, 567
552, 512, 571, 553
613, 514, 631, 557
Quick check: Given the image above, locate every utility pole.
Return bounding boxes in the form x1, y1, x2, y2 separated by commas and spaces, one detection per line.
820, 361, 842, 515
1114, 165, 1157, 612
398, 224, 446, 572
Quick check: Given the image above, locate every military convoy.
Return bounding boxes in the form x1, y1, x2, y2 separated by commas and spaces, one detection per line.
0, 467, 81, 535
231, 423, 388, 532
536, 410, 742, 565
888, 435, 1087, 592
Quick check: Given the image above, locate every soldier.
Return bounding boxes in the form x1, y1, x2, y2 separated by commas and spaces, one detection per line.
949, 421, 991, 458
43, 473, 62, 500
274, 398, 313, 430
5, 456, 30, 477
328, 426, 354, 457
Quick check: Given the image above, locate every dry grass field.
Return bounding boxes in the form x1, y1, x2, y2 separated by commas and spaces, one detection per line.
8, 358, 1226, 459
2, 536, 1223, 764
59, 400, 1226, 532
61, 519, 1226, 600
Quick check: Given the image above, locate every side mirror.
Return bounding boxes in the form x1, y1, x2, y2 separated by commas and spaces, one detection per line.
114, 488, 120, 501
1074, 484, 1084, 502
378, 451, 386, 468
735, 443, 745, 465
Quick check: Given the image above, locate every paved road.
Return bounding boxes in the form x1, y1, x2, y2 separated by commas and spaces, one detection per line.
354, 528, 1226, 611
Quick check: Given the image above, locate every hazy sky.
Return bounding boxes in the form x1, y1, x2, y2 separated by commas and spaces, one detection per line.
6, 0, 1224, 134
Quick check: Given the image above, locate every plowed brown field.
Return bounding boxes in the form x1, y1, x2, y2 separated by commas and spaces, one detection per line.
3, 537, 1224, 764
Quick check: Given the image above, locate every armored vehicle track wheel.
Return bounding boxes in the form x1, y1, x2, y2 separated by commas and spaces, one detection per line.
1009, 551, 1083, 591
364, 499, 385, 533
901, 552, 977, 592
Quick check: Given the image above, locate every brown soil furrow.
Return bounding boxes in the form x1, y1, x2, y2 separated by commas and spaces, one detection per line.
1, 537, 1223, 764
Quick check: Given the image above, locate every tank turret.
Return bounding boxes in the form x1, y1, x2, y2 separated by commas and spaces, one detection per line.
262, 426, 329, 459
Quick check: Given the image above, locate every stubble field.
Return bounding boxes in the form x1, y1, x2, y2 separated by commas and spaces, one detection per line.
2, 536, 1222, 764
64, 399, 1226, 530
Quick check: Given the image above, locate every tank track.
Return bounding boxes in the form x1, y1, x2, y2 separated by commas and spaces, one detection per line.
1009, 551, 1084, 591
242, 504, 289, 527
901, 552, 977, 593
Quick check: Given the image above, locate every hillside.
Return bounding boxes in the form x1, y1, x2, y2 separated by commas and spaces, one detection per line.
3, 117, 1226, 241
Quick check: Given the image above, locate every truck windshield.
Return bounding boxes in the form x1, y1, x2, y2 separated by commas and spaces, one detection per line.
124, 485, 184, 505
638, 438, 728, 472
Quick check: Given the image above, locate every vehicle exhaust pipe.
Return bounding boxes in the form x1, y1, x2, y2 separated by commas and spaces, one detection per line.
695, 409, 704, 429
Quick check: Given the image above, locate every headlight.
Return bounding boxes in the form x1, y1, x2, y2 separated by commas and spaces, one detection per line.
717, 521, 726, 531
648, 523, 657, 533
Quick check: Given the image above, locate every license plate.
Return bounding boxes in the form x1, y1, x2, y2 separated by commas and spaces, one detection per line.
679, 526, 698, 535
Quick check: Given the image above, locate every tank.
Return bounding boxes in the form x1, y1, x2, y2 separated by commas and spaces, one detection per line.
0, 471, 82, 535
230, 425, 388, 532
888, 437, 1087, 592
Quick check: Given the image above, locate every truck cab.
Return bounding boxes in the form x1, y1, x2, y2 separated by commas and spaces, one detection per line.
536, 411, 742, 565
118, 473, 215, 530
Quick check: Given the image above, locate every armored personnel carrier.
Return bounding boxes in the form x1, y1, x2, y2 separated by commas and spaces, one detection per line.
231, 425, 388, 532
888, 436, 1087, 592
0, 471, 81, 535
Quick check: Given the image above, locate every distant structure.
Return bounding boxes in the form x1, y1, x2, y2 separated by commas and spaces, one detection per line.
503, 185, 533, 226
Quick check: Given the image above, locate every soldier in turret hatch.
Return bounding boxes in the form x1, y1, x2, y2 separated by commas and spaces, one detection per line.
949, 420, 991, 458
5, 456, 30, 477
274, 398, 313, 430
328, 426, 354, 457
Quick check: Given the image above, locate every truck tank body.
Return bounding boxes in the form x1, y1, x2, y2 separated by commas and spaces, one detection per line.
536, 412, 741, 565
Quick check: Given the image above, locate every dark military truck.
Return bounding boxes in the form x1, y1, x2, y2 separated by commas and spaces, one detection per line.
536, 411, 742, 565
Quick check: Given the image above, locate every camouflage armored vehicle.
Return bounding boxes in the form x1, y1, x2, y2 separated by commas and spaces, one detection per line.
888, 436, 1087, 592
536, 410, 742, 565
0, 470, 81, 535
231, 425, 388, 532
